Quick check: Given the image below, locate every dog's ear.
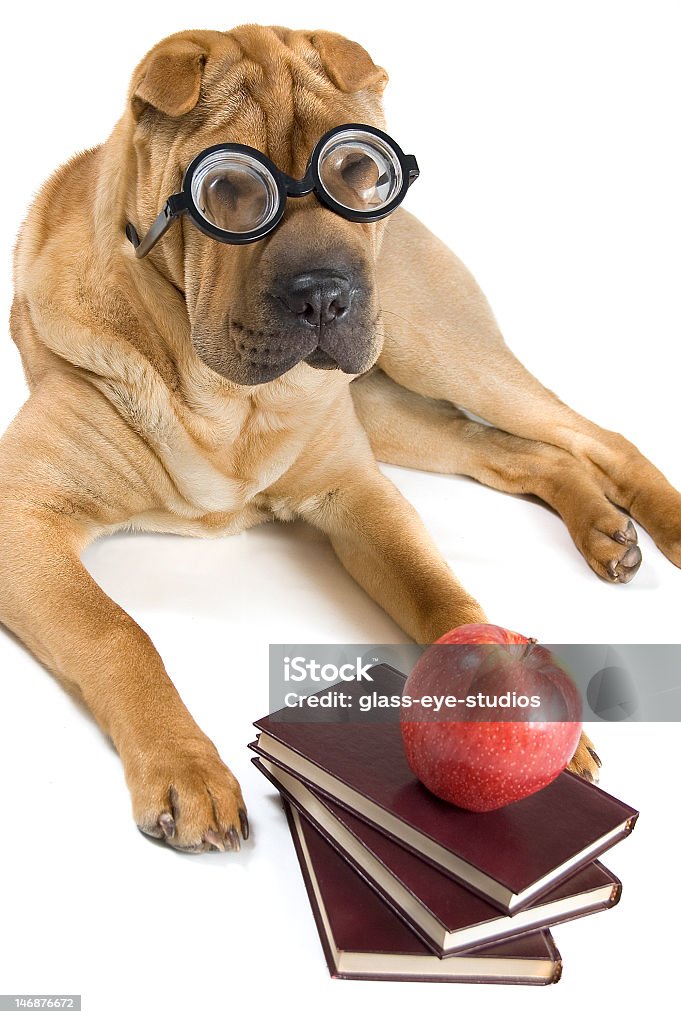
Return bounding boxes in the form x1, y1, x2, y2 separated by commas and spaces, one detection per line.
131, 38, 207, 118
311, 32, 388, 94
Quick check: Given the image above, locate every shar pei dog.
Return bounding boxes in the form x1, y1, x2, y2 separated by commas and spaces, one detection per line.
4, 26, 679, 850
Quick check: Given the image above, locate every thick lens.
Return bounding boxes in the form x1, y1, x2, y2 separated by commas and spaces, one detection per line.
317, 130, 403, 214
190, 150, 280, 234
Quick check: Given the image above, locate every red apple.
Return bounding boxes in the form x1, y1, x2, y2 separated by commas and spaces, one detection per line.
400, 624, 582, 811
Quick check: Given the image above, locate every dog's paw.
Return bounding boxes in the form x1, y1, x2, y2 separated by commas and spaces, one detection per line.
126, 737, 249, 853
605, 518, 642, 583
567, 730, 601, 784
582, 516, 642, 584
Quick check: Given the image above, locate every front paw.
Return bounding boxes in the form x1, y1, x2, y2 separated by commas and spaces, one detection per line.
567, 730, 601, 784
125, 736, 249, 853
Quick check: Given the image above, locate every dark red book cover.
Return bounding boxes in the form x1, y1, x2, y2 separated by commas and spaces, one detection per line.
254, 756, 622, 956
284, 800, 563, 984
253, 663, 637, 911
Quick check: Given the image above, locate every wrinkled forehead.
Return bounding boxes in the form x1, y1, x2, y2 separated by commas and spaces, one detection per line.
167, 27, 387, 178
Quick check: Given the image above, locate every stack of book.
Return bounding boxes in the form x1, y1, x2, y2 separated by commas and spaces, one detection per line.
250, 664, 638, 985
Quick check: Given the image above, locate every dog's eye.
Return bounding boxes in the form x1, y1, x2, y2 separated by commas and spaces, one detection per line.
203, 170, 268, 215
204, 173, 241, 212
340, 154, 380, 195
199, 167, 275, 233
318, 140, 397, 213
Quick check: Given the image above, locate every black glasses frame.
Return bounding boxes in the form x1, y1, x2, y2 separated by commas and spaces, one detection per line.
125, 123, 419, 258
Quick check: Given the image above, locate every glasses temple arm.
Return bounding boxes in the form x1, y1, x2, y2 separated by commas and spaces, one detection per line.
405, 155, 420, 184
125, 193, 187, 259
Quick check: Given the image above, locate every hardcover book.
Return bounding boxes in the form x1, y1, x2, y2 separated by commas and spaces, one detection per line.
253, 663, 638, 911
255, 756, 622, 956
284, 800, 563, 984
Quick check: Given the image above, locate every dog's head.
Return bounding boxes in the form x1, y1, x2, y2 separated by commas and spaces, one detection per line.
125, 26, 391, 385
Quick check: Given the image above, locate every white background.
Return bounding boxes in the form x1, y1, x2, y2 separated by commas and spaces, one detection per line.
0, 1, 679, 1020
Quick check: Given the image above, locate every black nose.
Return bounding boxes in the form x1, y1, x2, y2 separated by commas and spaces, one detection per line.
275, 271, 352, 327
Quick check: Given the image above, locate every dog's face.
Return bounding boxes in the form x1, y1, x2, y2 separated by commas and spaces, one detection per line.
127, 27, 391, 385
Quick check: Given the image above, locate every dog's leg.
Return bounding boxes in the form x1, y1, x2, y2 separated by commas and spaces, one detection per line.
353, 370, 642, 583
377, 209, 681, 573
0, 381, 247, 852
295, 458, 598, 779
295, 461, 486, 644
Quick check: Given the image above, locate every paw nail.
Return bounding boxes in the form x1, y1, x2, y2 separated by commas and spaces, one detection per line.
621, 545, 642, 568
159, 812, 176, 839
583, 769, 594, 783
613, 530, 627, 545
228, 826, 241, 852
205, 829, 226, 852
239, 809, 250, 841
587, 746, 602, 768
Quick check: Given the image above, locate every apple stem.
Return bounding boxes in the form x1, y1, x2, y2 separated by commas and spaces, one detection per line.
521, 639, 538, 659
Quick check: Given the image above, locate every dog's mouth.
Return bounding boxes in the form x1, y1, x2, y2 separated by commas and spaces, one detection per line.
189, 306, 383, 385
231, 332, 361, 383
304, 347, 340, 370
190, 321, 370, 385
229, 320, 349, 380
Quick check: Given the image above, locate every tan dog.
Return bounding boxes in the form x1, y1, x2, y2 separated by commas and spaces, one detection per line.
4, 26, 679, 852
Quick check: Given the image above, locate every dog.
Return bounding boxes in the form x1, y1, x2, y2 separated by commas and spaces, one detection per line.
4, 26, 679, 852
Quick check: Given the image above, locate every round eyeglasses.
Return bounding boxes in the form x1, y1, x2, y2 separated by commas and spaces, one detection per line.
125, 123, 420, 257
